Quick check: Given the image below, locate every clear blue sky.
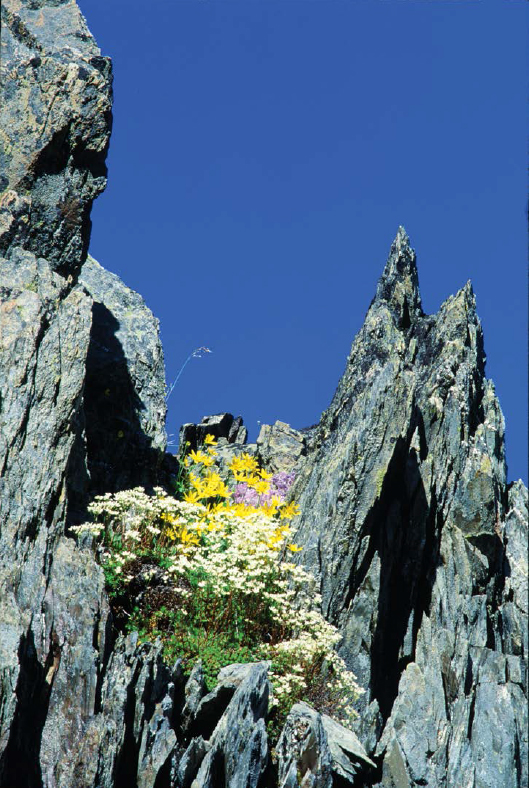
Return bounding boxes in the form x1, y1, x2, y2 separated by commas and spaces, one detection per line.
78, 0, 527, 483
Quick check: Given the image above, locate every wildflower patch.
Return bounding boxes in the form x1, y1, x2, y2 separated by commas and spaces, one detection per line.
71, 435, 363, 736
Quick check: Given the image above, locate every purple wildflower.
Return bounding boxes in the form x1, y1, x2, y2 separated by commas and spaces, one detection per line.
233, 471, 295, 508
233, 483, 259, 507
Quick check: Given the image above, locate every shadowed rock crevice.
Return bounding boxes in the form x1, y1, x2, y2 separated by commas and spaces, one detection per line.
77, 255, 168, 498
367, 437, 438, 722
188, 685, 237, 741
84, 301, 149, 493
112, 661, 144, 788
152, 756, 172, 788
0, 631, 58, 788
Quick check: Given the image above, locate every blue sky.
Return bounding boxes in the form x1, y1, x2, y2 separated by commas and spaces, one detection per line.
78, 0, 527, 483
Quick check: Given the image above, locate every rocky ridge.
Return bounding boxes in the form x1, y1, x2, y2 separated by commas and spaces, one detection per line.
0, 2, 526, 787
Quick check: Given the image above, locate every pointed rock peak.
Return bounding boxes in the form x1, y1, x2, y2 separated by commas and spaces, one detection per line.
393, 225, 411, 254
374, 227, 423, 329
460, 279, 476, 305
439, 280, 477, 322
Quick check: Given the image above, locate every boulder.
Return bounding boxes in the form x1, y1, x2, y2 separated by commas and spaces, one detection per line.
276, 702, 375, 787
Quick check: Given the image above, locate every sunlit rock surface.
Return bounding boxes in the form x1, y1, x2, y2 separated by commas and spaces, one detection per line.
289, 227, 527, 787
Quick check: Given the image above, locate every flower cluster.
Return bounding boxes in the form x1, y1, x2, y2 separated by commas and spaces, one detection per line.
71, 435, 362, 728
233, 469, 296, 509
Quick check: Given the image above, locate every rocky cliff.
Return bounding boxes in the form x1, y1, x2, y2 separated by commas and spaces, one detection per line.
288, 229, 527, 786
0, 3, 526, 787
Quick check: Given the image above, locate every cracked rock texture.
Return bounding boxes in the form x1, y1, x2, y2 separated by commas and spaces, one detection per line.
0, 0, 112, 274
0, 2, 526, 788
0, 3, 167, 787
276, 702, 375, 787
289, 227, 528, 787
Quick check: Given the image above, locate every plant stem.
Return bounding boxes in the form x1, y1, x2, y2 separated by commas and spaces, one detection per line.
166, 346, 212, 402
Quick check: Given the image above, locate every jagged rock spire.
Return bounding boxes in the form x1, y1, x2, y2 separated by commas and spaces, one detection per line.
374, 226, 423, 329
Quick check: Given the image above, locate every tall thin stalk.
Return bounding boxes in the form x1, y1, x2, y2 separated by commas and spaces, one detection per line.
166, 346, 212, 402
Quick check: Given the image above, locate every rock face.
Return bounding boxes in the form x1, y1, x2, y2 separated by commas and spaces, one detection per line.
257, 420, 307, 474
179, 413, 248, 453
0, 2, 526, 788
276, 702, 375, 787
289, 228, 528, 786
0, 0, 112, 274
79, 255, 167, 498
0, 3, 167, 786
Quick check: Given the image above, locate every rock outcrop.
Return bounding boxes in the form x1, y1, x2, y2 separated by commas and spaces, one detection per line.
79, 255, 167, 498
179, 413, 248, 453
0, 3, 167, 786
276, 702, 375, 787
0, 0, 111, 273
289, 227, 528, 786
0, 2, 526, 788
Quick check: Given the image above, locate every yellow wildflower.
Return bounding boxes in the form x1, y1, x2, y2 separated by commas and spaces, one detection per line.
258, 468, 273, 480
267, 532, 284, 550
280, 502, 301, 519
228, 456, 246, 474
241, 453, 258, 472
227, 502, 252, 517
214, 482, 230, 499
189, 449, 209, 465
200, 472, 231, 499
179, 528, 199, 546
204, 434, 217, 446
287, 543, 303, 552
232, 470, 248, 483
184, 491, 201, 504
261, 502, 279, 517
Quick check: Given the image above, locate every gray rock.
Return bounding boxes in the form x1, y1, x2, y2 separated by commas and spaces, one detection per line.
321, 712, 376, 779
257, 420, 307, 474
1, 0, 526, 784
176, 736, 209, 788
276, 702, 375, 787
289, 227, 527, 786
0, 247, 95, 788
499, 481, 528, 660
179, 415, 307, 488
78, 255, 167, 498
176, 664, 270, 787
179, 412, 248, 453
190, 662, 270, 788
277, 703, 333, 788
180, 661, 208, 737
0, 4, 170, 786
0, 0, 112, 275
